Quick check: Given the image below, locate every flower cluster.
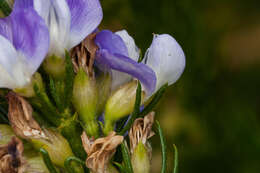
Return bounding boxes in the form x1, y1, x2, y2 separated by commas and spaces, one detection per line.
0, 0, 185, 173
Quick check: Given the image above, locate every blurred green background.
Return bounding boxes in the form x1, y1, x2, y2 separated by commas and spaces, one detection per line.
101, 0, 260, 172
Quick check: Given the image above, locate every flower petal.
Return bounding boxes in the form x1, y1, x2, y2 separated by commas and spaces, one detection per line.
66, 0, 103, 49
0, 18, 12, 41
96, 49, 156, 95
10, 7, 50, 74
144, 34, 185, 92
33, 0, 71, 56
115, 30, 140, 61
0, 35, 27, 89
95, 30, 128, 57
95, 30, 133, 90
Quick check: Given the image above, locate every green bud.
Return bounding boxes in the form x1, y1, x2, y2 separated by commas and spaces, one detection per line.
14, 72, 44, 98
0, 124, 15, 145
131, 142, 151, 173
31, 129, 74, 167
24, 156, 50, 173
43, 54, 66, 79
72, 68, 99, 137
104, 80, 145, 134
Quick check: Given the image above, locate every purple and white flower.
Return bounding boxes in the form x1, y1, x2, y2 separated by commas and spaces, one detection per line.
15, 0, 103, 57
94, 29, 185, 97
0, 3, 49, 89
94, 30, 157, 95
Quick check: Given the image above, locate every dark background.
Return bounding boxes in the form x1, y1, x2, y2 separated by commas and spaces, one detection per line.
101, 0, 260, 172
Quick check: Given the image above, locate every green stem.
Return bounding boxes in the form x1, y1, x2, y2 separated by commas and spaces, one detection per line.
156, 121, 167, 173
39, 148, 59, 173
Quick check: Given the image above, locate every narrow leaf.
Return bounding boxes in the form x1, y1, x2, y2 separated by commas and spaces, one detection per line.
64, 51, 75, 108
49, 78, 63, 112
140, 83, 168, 117
156, 121, 167, 173
114, 162, 126, 172
0, 0, 11, 16
172, 144, 178, 173
121, 141, 133, 173
119, 82, 142, 135
39, 148, 59, 173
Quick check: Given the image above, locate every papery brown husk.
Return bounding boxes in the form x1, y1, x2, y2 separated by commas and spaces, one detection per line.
81, 131, 123, 173
129, 112, 155, 153
0, 137, 26, 173
6, 92, 46, 140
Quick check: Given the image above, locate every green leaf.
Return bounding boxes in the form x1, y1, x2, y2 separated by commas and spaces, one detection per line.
0, 105, 8, 123
49, 78, 63, 112
0, 0, 11, 16
156, 121, 167, 173
39, 148, 59, 173
64, 51, 75, 109
33, 84, 61, 126
114, 162, 127, 172
119, 81, 142, 135
121, 141, 133, 173
172, 144, 178, 173
140, 83, 168, 117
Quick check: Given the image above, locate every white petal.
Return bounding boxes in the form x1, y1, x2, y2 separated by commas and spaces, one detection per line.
34, 0, 71, 56
111, 30, 141, 91
0, 35, 30, 89
144, 34, 185, 92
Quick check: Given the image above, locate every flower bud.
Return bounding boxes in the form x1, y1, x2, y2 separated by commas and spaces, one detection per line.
43, 54, 66, 79
24, 156, 50, 173
129, 112, 155, 173
104, 80, 145, 134
14, 72, 44, 98
131, 142, 151, 173
72, 68, 99, 137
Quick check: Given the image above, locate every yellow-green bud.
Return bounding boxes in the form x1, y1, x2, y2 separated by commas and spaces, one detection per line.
72, 68, 99, 137
14, 72, 44, 98
31, 129, 73, 167
43, 54, 66, 79
104, 80, 145, 134
24, 156, 50, 173
131, 142, 150, 173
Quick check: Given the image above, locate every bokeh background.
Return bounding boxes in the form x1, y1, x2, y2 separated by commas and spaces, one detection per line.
101, 0, 260, 172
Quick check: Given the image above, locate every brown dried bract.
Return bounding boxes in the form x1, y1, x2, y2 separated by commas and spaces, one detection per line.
0, 137, 26, 173
6, 92, 46, 140
71, 33, 99, 77
129, 112, 155, 153
81, 131, 123, 173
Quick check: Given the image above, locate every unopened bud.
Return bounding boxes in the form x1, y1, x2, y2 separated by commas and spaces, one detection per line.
104, 80, 145, 134
14, 72, 44, 98
43, 54, 66, 79
131, 142, 150, 173
72, 68, 99, 137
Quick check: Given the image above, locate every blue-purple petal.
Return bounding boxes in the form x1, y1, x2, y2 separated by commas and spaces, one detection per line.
95, 30, 128, 57
10, 7, 49, 74
95, 49, 156, 95
13, 0, 33, 9
66, 0, 103, 49
0, 18, 12, 42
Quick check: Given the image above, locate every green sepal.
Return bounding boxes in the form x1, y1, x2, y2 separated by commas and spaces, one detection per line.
140, 83, 168, 117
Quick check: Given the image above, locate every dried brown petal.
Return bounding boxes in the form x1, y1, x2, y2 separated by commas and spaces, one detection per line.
81, 131, 123, 173
6, 92, 46, 140
129, 112, 155, 153
0, 137, 26, 173
71, 33, 98, 77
